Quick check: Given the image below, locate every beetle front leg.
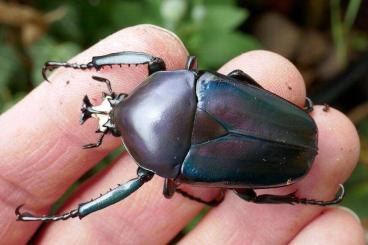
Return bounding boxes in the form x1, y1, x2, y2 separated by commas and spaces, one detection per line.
16, 168, 154, 222
234, 184, 345, 206
42, 51, 166, 82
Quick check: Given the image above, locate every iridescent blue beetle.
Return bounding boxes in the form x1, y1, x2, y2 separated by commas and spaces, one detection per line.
16, 51, 344, 222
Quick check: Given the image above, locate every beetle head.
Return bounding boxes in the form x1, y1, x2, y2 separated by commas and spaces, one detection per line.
80, 93, 126, 136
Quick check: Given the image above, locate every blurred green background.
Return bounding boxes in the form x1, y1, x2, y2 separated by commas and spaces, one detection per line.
0, 0, 367, 241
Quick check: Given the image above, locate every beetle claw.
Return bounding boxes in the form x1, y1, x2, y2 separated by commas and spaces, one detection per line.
82, 143, 97, 149
15, 204, 25, 220
15, 204, 38, 221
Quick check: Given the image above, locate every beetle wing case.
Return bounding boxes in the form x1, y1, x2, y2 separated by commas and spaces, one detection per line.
179, 72, 318, 188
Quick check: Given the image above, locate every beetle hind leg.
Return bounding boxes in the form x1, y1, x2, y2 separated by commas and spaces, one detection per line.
234, 184, 345, 206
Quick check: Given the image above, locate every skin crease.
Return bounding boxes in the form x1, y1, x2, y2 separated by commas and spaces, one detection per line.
0, 25, 363, 244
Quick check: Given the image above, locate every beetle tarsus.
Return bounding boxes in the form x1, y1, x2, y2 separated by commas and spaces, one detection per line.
82, 133, 106, 149
176, 188, 225, 207
185, 56, 198, 71
42, 61, 94, 82
304, 97, 314, 113
234, 184, 345, 206
15, 204, 79, 222
296, 184, 345, 206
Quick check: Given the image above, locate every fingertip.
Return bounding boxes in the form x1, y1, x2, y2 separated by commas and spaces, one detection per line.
218, 50, 306, 106
290, 207, 365, 245
311, 106, 360, 183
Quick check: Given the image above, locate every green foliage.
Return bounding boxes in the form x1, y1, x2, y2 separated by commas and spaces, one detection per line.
341, 119, 368, 218
0, 0, 260, 113
30, 37, 81, 85
342, 163, 368, 218
330, 0, 363, 65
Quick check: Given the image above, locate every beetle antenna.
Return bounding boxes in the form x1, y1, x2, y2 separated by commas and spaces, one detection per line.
15, 204, 79, 222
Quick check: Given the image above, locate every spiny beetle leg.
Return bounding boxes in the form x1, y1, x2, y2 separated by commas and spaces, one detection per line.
234, 184, 345, 206
42, 51, 166, 82
16, 168, 154, 222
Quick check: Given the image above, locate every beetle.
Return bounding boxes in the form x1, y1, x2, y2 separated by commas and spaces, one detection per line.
16, 51, 344, 222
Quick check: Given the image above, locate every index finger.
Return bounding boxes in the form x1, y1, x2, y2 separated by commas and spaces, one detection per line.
0, 24, 188, 243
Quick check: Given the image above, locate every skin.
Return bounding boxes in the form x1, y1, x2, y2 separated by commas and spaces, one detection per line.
0, 24, 364, 244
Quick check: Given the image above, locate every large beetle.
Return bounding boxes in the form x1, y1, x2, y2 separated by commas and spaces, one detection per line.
16, 51, 344, 222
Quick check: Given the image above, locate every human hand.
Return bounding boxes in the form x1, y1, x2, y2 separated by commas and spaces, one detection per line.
1, 25, 364, 244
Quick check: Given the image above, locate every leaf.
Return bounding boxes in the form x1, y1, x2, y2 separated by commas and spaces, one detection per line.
29, 36, 81, 85
0, 43, 19, 89
110, 1, 162, 29
200, 5, 248, 31
195, 32, 261, 69
342, 163, 368, 218
48, 4, 82, 43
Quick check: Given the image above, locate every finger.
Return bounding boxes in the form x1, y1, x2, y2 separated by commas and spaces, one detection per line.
35, 154, 213, 244
290, 207, 364, 244
179, 51, 360, 244
0, 24, 188, 243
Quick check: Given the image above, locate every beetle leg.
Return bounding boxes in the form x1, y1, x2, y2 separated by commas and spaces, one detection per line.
227, 69, 263, 88
185, 56, 198, 71
234, 184, 345, 206
42, 61, 93, 82
163, 179, 176, 198
175, 188, 225, 207
82, 132, 106, 149
42, 51, 166, 82
92, 76, 114, 95
162, 179, 225, 206
304, 97, 314, 113
16, 168, 154, 222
